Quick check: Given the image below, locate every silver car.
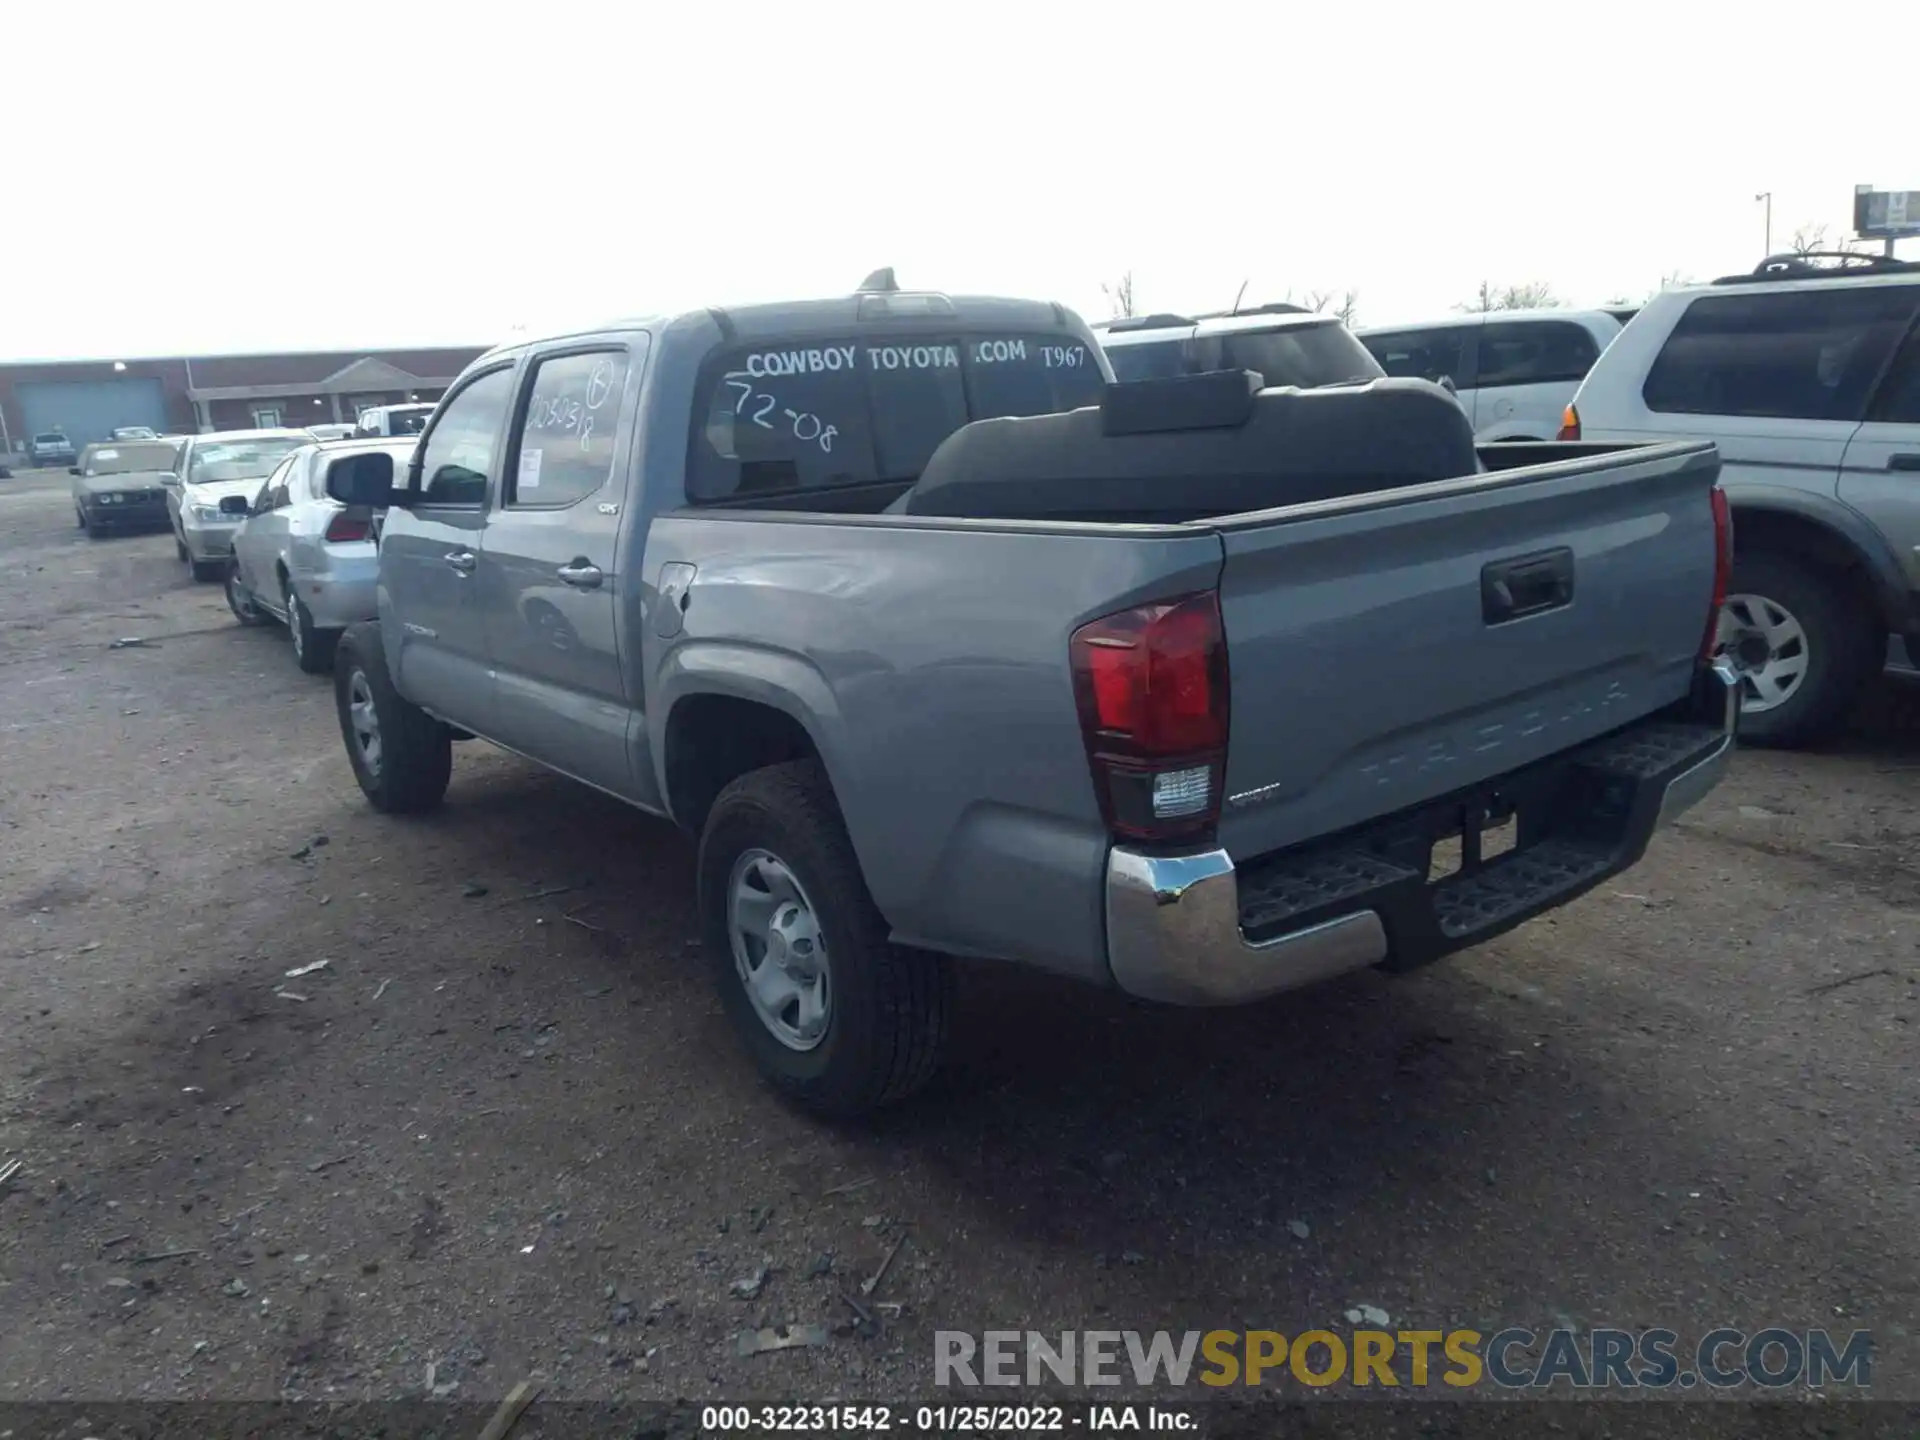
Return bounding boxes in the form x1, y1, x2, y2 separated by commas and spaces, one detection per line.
225, 436, 414, 673
168, 428, 316, 581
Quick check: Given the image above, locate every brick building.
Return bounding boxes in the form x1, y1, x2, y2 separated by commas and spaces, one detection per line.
0, 344, 490, 454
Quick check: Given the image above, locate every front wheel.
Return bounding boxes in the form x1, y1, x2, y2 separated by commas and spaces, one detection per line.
175, 536, 189, 564
189, 557, 225, 583
333, 624, 451, 813
697, 759, 951, 1118
1717, 550, 1875, 748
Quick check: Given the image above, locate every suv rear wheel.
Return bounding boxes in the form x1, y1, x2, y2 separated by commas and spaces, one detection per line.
1717, 550, 1874, 748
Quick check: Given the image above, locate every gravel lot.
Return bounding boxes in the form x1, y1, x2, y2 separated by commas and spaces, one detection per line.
1, 466, 1916, 1412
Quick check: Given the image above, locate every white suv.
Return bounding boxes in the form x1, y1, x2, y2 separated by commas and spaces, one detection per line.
1561, 252, 1920, 746
1355, 309, 1623, 444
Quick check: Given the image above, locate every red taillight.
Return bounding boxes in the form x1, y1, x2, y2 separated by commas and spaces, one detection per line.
1700, 485, 1732, 661
1556, 403, 1581, 441
1070, 592, 1229, 843
324, 513, 372, 543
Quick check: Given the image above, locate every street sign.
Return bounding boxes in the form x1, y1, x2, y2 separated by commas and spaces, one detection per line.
1854, 185, 1920, 240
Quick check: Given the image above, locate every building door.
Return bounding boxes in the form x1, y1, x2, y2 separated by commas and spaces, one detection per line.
17, 378, 168, 446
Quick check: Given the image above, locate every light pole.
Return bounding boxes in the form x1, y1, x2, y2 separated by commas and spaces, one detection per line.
1755, 192, 1772, 255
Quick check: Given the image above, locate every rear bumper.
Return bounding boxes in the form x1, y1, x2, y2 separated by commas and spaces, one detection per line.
1104, 661, 1738, 1005
297, 570, 378, 630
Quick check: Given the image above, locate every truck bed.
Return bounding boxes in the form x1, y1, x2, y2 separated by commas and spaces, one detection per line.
643, 422, 1725, 987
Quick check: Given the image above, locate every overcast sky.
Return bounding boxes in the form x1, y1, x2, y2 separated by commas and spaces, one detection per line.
4, 0, 1914, 361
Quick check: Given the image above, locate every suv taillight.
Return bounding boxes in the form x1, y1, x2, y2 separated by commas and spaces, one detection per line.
1070, 592, 1230, 843
1556, 403, 1581, 441
1700, 485, 1732, 662
324, 513, 372, 543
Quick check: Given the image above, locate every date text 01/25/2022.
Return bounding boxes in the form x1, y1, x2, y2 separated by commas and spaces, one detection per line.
700, 1402, 1194, 1432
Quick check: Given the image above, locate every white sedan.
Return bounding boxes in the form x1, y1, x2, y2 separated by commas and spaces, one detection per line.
225, 436, 414, 673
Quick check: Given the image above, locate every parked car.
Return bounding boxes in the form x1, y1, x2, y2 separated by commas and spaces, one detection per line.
166, 429, 315, 581
1094, 305, 1386, 389
28, 432, 77, 468
69, 438, 183, 537
307, 422, 358, 441
225, 435, 414, 673
1356, 310, 1623, 442
353, 403, 435, 438
110, 426, 160, 441
317, 276, 1736, 1117
1560, 251, 1920, 747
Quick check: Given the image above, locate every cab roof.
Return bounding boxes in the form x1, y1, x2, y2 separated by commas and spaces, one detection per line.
476, 291, 1079, 368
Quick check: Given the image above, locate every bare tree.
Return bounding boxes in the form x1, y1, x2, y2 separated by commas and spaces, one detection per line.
1788, 222, 1867, 260
1102, 271, 1137, 319
1457, 280, 1562, 313
1301, 289, 1362, 327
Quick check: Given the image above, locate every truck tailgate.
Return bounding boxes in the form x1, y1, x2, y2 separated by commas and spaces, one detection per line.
1214, 441, 1721, 862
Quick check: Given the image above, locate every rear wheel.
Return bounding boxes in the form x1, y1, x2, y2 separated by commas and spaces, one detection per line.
333, 624, 451, 813
1716, 549, 1874, 748
225, 564, 265, 625
284, 575, 337, 675
697, 759, 951, 1117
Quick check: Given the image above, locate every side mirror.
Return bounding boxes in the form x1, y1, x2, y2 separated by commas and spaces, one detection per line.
69, 466, 83, 476
160, 473, 181, 487
326, 450, 399, 507
1437, 375, 1458, 395
218, 494, 250, 516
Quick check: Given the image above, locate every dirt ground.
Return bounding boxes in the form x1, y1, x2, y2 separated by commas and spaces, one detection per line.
1, 467, 1916, 1414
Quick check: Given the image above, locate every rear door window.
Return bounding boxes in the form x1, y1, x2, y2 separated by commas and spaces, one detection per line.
1472, 321, 1601, 388
1359, 328, 1471, 387
507, 349, 633, 508
1642, 285, 1920, 422
689, 333, 1105, 501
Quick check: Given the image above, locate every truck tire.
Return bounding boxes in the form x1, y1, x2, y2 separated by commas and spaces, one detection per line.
333, 624, 452, 813
175, 536, 189, 563
1720, 549, 1875, 749
698, 759, 951, 1117
189, 557, 225, 583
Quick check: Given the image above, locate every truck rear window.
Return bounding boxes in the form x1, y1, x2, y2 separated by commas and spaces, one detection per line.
689, 334, 1104, 501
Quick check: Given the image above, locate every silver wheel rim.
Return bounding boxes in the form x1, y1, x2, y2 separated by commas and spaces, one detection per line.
347, 669, 382, 776
286, 584, 304, 660
727, 849, 831, 1052
1717, 593, 1808, 714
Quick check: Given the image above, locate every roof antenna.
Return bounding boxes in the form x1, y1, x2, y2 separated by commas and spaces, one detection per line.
858, 267, 899, 293
1230, 279, 1249, 316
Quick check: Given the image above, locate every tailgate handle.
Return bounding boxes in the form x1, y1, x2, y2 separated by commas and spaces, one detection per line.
1482, 547, 1574, 625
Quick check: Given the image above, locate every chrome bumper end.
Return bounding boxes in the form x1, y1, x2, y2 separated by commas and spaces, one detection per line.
1105, 847, 1388, 1006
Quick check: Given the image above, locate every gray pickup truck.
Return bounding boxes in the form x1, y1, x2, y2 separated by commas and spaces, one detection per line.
322, 276, 1738, 1116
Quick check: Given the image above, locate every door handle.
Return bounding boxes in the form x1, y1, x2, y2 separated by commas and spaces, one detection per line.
443, 550, 477, 574
1482, 546, 1575, 624
1889, 454, 1920, 472
556, 561, 604, 590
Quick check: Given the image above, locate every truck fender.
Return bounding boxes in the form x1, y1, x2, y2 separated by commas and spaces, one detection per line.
649, 640, 856, 832
1720, 482, 1915, 635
